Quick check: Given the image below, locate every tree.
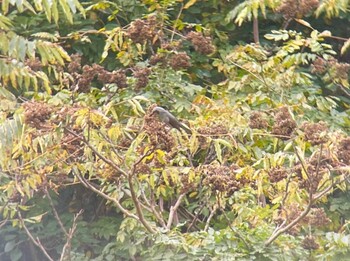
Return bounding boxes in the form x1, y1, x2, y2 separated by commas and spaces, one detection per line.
1, 0, 350, 260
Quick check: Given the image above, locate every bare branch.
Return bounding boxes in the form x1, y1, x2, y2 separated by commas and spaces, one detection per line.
265, 202, 312, 246
59, 210, 83, 261
73, 168, 139, 221
187, 203, 206, 232
18, 211, 54, 261
44, 188, 68, 237
140, 188, 166, 228
127, 174, 157, 233
64, 128, 128, 177
204, 205, 218, 232
166, 193, 185, 230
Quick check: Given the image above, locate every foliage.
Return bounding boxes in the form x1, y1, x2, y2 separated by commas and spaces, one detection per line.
0, 0, 350, 260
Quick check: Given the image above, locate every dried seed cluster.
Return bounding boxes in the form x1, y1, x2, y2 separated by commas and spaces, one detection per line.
66, 55, 128, 93
133, 66, 151, 89
311, 57, 327, 74
168, 52, 192, 70
135, 163, 152, 175
311, 57, 350, 79
186, 31, 215, 55
202, 165, 249, 195
149, 52, 191, 70
249, 111, 269, 129
338, 137, 350, 164
301, 121, 328, 145
23, 101, 53, 129
268, 166, 288, 183
198, 123, 228, 136
302, 235, 319, 250
277, 0, 319, 19
271, 107, 296, 139
127, 16, 158, 44
143, 104, 175, 152
25, 57, 42, 72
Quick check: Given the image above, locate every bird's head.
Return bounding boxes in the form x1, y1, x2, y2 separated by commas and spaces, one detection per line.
150, 106, 165, 116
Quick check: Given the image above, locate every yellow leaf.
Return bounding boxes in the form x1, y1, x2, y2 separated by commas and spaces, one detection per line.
184, 0, 197, 9
295, 19, 313, 30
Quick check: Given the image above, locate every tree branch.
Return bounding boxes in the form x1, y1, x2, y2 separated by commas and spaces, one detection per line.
64, 128, 128, 177
59, 210, 83, 261
44, 188, 68, 237
73, 168, 139, 221
18, 211, 54, 261
166, 193, 185, 230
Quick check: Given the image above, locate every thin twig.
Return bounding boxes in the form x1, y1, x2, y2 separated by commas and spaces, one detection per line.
140, 188, 166, 228
44, 188, 68, 237
170, 3, 184, 42
65, 128, 128, 177
187, 203, 206, 232
73, 168, 139, 221
221, 210, 250, 250
59, 210, 83, 261
18, 211, 54, 261
127, 173, 157, 233
204, 205, 218, 232
166, 193, 185, 230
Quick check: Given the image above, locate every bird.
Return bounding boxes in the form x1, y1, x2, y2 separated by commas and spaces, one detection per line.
151, 107, 192, 134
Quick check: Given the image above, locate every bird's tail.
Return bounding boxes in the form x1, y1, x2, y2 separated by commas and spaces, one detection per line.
180, 123, 192, 134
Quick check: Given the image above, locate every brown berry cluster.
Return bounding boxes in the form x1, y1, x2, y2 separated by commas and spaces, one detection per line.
135, 163, 152, 175
198, 123, 228, 136
277, 0, 319, 19
168, 52, 192, 70
180, 174, 198, 194
161, 41, 182, 51
333, 61, 350, 79
307, 208, 331, 227
301, 121, 328, 145
197, 123, 228, 144
23, 101, 53, 129
118, 137, 132, 149
271, 107, 297, 139
186, 31, 215, 55
149, 53, 167, 67
67, 54, 82, 73
61, 131, 84, 160
301, 235, 319, 250
202, 165, 248, 195
311, 57, 327, 74
126, 16, 158, 44
268, 166, 288, 183
97, 68, 128, 87
249, 111, 269, 129
311, 57, 350, 79
66, 55, 128, 92
85, 65, 127, 92
133, 66, 151, 89
337, 137, 350, 164
143, 104, 175, 152
150, 52, 191, 70
25, 57, 42, 72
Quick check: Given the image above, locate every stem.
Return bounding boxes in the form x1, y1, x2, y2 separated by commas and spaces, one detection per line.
166, 193, 185, 230
18, 211, 54, 261
204, 205, 217, 231
59, 210, 83, 261
73, 168, 139, 220
253, 16, 259, 44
